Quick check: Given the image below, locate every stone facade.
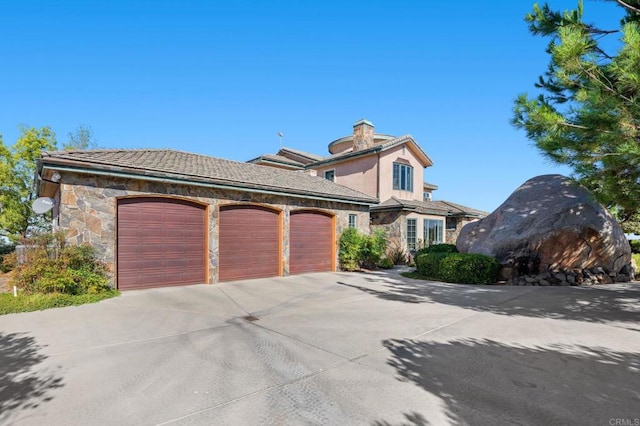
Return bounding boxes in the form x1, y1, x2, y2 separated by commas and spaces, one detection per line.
371, 210, 408, 257
446, 217, 478, 245
53, 172, 370, 284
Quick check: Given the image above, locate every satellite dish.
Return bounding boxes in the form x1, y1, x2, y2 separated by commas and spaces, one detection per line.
32, 197, 55, 214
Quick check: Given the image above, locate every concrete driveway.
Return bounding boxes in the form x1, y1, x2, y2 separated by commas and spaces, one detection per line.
1, 269, 639, 426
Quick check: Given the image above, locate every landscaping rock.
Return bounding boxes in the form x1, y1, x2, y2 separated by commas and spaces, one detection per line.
457, 174, 632, 281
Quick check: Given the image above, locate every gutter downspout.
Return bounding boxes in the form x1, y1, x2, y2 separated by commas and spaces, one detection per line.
376, 152, 381, 200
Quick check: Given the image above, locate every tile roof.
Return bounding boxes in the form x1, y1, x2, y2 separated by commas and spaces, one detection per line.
309, 135, 433, 168
277, 147, 325, 162
371, 197, 488, 217
39, 149, 378, 204
246, 154, 305, 168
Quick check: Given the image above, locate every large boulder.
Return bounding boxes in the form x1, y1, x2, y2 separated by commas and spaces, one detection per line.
457, 175, 631, 275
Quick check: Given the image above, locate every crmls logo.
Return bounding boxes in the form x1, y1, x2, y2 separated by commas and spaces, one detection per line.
610, 419, 640, 426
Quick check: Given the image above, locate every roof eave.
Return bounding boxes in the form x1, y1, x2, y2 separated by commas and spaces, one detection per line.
38, 158, 377, 206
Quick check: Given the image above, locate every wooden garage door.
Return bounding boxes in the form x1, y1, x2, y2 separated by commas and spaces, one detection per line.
289, 211, 333, 274
218, 205, 280, 282
117, 198, 207, 290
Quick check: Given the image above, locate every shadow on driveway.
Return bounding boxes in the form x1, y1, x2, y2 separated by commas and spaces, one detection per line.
337, 270, 640, 327
0, 332, 63, 423
374, 338, 640, 426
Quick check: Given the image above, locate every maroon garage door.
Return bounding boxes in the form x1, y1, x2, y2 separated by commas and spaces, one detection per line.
117, 198, 207, 290
218, 205, 280, 282
289, 211, 334, 274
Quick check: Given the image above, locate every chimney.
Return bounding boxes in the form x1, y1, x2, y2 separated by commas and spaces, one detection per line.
352, 119, 374, 151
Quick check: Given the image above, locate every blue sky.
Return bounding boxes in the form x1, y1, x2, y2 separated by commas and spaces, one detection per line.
0, 0, 625, 213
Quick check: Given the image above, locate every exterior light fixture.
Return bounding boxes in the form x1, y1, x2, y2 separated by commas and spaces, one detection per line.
51, 172, 61, 182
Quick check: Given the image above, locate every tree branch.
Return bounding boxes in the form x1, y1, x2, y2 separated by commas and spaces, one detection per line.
615, 0, 640, 14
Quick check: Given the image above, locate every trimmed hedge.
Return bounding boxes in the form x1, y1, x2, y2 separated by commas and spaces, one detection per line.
415, 251, 499, 284
415, 252, 451, 277
438, 253, 500, 284
414, 243, 458, 259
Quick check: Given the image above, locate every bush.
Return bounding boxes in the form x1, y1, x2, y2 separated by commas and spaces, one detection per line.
386, 244, 408, 265
415, 251, 499, 284
377, 257, 395, 269
361, 229, 387, 269
438, 253, 500, 284
0, 241, 16, 273
414, 243, 458, 259
415, 252, 452, 277
629, 240, 640, 254
338, 228, 388, 271
338, 228, 364, 271
10, 232, 111, 295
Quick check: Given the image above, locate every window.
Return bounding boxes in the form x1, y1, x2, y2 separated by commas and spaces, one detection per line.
424, 219, 444, 245
324, 170, 335, 182
393, 163, 413, 192
407, 218, 417, 251
348, 214, 358, 228
446, 217, 457, 230
423, 192, 432, 201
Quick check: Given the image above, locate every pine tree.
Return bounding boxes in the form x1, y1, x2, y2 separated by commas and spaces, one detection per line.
513, 0, 640, 233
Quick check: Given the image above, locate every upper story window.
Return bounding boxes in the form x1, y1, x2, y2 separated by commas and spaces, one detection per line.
325, 170, 335, 182
393, 163, 413, 192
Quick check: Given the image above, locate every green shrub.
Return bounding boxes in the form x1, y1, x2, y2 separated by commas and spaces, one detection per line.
361, 229, 387, 269
339, 228, 364, 271
10, 232, 111, 295
414, 243, 458, 259
629, 240, 640, 254
438, 253, 500, 284
415, 252, 452, 277
338, 228, 388, 271
377, 257, 395, 269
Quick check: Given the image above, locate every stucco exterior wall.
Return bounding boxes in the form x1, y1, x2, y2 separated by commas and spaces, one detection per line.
315, 155, 379, 199
53, 172, 370, 284
378, 144, 425, 202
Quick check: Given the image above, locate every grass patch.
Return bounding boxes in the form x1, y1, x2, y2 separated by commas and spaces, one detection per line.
401, 271, 423, 280
633, 253, 640, 266
0, 290, 119, 315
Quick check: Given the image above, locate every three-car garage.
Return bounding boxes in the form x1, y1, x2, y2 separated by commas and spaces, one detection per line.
116, 198, 335, 290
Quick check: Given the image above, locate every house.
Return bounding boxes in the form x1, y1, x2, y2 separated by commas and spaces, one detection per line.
35, 149, 376, 290
251, 119, 487, 253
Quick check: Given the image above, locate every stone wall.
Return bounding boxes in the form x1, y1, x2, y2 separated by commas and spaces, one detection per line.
446, 217, 479, 245
371, 210, 406, 255
54, 172, 371, 284
504, 265, 635, 286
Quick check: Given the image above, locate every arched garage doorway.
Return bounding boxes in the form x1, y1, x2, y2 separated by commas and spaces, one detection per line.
117, 197, 207, 290
218, 205, 281, 282
289, 210, 335, 274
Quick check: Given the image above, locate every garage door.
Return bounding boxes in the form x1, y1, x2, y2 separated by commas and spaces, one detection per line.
289, 211, 334, 274
218, 205, 280, 281
117, 198, 207, 290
